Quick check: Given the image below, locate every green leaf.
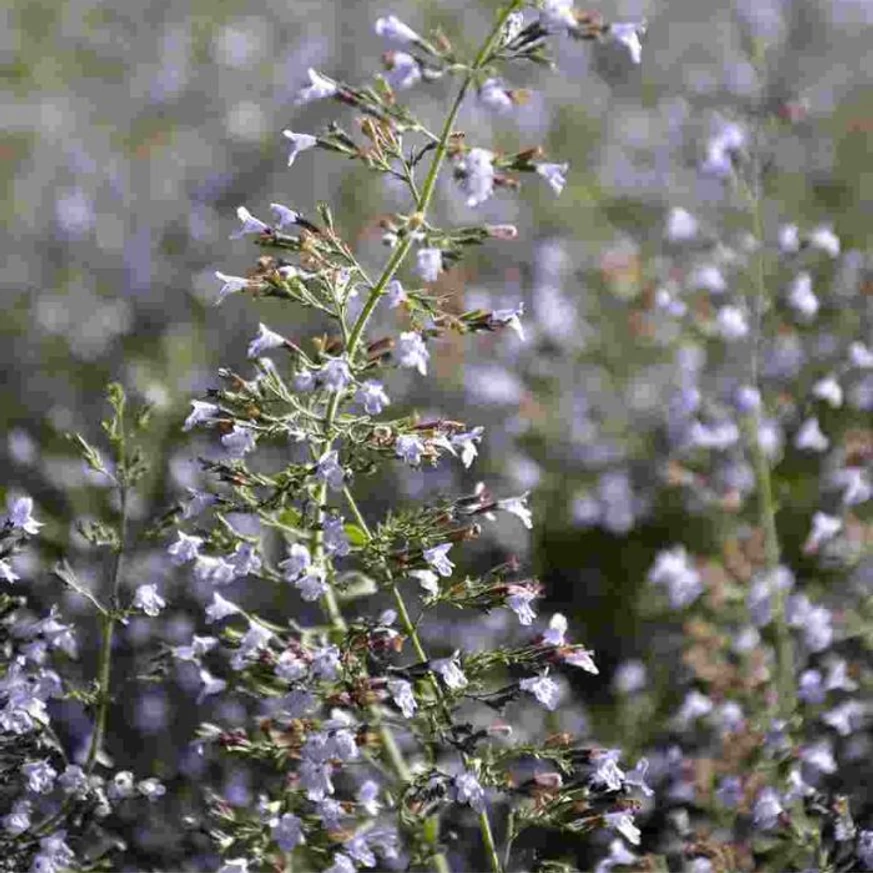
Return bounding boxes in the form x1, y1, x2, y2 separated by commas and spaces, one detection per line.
344, 523, 368, 547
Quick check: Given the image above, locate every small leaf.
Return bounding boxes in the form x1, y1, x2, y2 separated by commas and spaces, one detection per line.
344, 523, 368, 547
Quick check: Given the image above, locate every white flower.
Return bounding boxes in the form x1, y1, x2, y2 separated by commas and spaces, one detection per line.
247, 323, 286, 359
8, 496, 42, 535
604, 811, 641, 845
543, 613, 568, 646
595, 840, 638, 873
297, 567, 329, 601
296, 68, 337, 105
456, 148, 495, 207
230, 206, 270, 239
384, 51, 421, 90
137, 778, 167, 800
701, 120, 745, 176
272, 813, 306, 851
822, 699, 864, 736
453, 771, 486, 811
832, 467, 871, 506
325, 853, 355, 873
609, 21, 645, 64
323, 516, 350, 557
795, 417, 829, 452
395, 331, 430, 375
183, 400, 219, 431
753, 787, 783, 830
812, 374, 843, 408
270, 202, 300, 230
357, 781, 381, 816
432, 654, 468, 690
779, 224, 800, 253
424, 543, 454, 577
506, 587, 537, 625
665, 207, 698, 242
311, 645, 341, 680
520, 674, 562, 710
803, 512, 843, 555
282, 129, 317, 167
321, 357, 354, 393
689, 264, 726, 293
648, 545, 702, 609
384, 279, 407, 307
786, 272, 818, 320
535, 162, 569, 196
395, 434, 426, 465
218, 860, 250, 873
374, 14, 422, 44
676, 689, 714, 726
214, 271, 249, 304
451, 428, 483, 468
133, 584, 166, 617
409, 569, 440, 595
491, 303, 525, 340
230, 542, 261, 577
173, 635, 218, 662
540, 0, 577, 30
22, 759, 57, 794
387, 678, 417, 717
809, 225, 840, 257
280, 543, 312, 580
315, 450, 345, 491
716, 305, 749, 341
497, 493, 532, 529
221, 424, 258, 457
590, 750, 625, 791
194, 555, 236, 586
355, 380, 389, 415
205, 592, 241, 624
2, 799, 32, 836
416, 247, 444, 283
849, 342, 873, 368
168, 531, 203, 565
0, 559, 19, 584
480, 78, 514, 113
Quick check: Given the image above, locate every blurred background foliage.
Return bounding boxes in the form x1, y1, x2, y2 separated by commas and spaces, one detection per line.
3, 0, 873, 866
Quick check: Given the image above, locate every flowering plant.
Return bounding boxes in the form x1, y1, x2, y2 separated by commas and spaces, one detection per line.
1, 3, 652, 872
3, 1, 873, 873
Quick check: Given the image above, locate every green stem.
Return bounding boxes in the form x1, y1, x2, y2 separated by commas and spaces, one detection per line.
32, 455, 130, 841
85, 466, 129, 771
309, 8, 522, 871
743, 150, 795, 721
479, 809, 502, 873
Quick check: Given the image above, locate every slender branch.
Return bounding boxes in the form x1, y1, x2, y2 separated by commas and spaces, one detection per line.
308, 8, 523, 871
85, 457, 129, 772
742, 143, 796, 721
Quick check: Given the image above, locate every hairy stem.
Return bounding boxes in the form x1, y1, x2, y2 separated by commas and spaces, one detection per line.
308, 7, 522, 870
744, 149, 795, 721
85, 450, 129, 772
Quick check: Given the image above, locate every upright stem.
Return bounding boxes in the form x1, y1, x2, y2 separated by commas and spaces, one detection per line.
743, 150, 795, 721
307, 8, 522, 871
86, 460, 129, 771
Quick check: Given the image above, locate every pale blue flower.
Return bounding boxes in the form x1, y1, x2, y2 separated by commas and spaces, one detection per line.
374, 14, 422, 44
133, 584, 166, 617
296, 68, 337, 105
230, 206, 270, 239
282, 130, 317, 167
247, 323, 286, 358
396, 331, 429, 375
